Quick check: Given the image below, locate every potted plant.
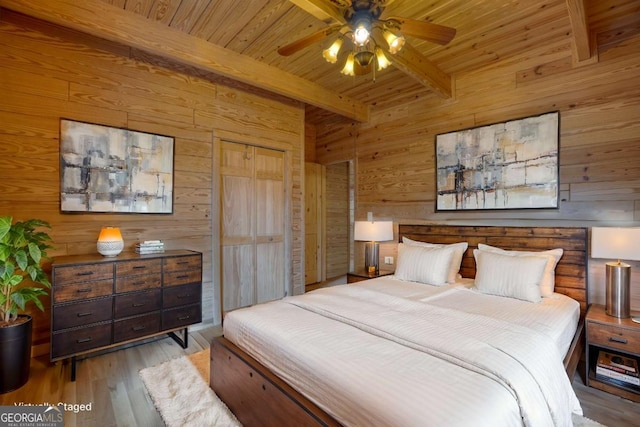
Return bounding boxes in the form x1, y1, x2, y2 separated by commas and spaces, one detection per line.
0, 216, 52, 393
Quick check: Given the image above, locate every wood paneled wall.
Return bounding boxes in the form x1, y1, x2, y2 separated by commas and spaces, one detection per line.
316, 27, 640, 309
0, 11, 304, 355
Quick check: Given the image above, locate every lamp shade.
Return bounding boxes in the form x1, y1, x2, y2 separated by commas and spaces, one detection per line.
97, 227, 124, 257
354, 221, 393, 242
591, 227, 640, 261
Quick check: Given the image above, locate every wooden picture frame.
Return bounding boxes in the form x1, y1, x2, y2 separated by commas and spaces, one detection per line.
60, 119, 174, 214
435, 111, 559, 211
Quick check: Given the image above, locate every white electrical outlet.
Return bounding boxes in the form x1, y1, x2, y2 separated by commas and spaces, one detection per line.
384, 256, 394, 265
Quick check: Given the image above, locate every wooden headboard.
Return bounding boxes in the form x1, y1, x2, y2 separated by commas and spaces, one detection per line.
398, 224, 589, 315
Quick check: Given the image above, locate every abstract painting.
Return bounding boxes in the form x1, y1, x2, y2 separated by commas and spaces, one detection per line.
435, 112, 559, 211
60, 119, 174, 213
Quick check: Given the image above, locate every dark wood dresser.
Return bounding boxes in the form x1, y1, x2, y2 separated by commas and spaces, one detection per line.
50, 250, 202, 380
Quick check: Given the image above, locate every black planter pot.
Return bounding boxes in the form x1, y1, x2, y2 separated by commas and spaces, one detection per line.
0, 315, 32, 394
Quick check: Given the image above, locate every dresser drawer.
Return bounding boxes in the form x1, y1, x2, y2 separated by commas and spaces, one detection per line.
51, 322, 112, 359
53, 297, 112, 331
164, 270, 201, 287
116, 259, 162, 277
163, 255, 201, 273
53, 263, 113, 286
115, 273, 161, 293
162, 304, 201, 330
163, 282, 201, 308
588, 321, 640, 352
53, 279, 113, 304
114, 289, 162, 318
114, 312, 161, 343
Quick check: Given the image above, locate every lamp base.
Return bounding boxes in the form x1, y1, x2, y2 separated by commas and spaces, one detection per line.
364, 242, 380, 275
97, 240, 124, 257
605, 262, 630, 318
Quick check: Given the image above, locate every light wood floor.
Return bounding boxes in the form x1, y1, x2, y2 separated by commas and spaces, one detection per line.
2, 325, 639, 426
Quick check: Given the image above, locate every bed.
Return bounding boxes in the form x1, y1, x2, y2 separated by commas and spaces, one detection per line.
210, 225, 588, 426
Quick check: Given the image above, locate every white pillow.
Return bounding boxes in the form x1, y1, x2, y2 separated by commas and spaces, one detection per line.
476, 243, 563, 297
473, 250, 548, 303
402, 237, 468, 283
395, 244, 455, 286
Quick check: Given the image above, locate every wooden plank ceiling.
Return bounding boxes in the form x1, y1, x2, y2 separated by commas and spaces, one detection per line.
2, 0, 638, 124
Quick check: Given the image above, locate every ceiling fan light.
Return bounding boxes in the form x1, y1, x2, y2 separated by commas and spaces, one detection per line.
375, 48, 391, 70
352, 13, 372, 45
354, 26, 370, 45
340, 52, 356, 76
383, 29, 405, 54
322, 38, 343, 63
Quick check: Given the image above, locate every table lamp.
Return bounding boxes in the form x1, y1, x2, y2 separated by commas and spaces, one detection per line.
591, 227, 640, 319
97, 226, 124, 257
354, 217, 393, 275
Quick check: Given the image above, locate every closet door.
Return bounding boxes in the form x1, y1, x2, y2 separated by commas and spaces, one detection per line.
220, 142, 285, 312
255, 148, 285, 303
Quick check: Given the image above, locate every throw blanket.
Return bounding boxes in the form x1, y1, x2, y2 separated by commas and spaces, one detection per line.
285, 286, 582, 427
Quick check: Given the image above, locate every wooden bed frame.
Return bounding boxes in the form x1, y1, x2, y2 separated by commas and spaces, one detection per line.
211, 225, 588, 427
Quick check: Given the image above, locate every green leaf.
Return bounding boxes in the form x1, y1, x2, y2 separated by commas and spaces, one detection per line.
0, 216, 11, 241
0, 244, 9, 262
14, 249, 28, 271
28, 242, 42, 264
8, 274, 23, 286
11, 292, 26, 311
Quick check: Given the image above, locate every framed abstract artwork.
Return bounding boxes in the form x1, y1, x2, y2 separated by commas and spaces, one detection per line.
60, 119, 174, 214
435, 111, 559, 211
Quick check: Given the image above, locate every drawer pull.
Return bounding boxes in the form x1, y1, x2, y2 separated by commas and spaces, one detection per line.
178, 315, 190, 321
177, 261, 189, 265
132, 326, 146, 331
176, 275, 189, 279
76, 337, 92, 344
133, 265, 147, 270
76, 271, 94, 277
609, 336, 628, 344
77, 312, 93, 317
177, 294, 191, 299
132, 303, 145, 307
76, 288, 92, 293
133, 281, 145, 286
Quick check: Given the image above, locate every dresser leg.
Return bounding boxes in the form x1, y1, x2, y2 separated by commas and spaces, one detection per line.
167, 328, 188, 349
71, 356, 77, 382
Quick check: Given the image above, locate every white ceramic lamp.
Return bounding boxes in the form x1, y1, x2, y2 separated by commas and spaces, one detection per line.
591, 227, 640, 319
97, 227, 124, 257
354, 219, 393, 275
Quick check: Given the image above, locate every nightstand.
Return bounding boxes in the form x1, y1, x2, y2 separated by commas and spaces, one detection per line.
347, 269, 395, 284
585, 304, 640, 402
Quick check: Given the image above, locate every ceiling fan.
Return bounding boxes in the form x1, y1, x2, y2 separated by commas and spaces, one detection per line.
278, 0, 456, 77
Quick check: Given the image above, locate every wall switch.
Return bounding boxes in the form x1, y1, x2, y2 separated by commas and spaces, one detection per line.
384, 256, 394, 265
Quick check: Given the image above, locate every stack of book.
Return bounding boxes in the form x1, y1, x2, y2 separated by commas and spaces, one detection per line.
135, 240, 165, 254
595, 350, 639, 387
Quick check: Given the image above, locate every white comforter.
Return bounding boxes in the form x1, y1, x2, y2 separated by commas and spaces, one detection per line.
224, 283, 583, 427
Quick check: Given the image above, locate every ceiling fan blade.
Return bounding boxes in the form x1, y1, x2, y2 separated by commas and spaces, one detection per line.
277, 25, 342, 56
387, 17, 456, 45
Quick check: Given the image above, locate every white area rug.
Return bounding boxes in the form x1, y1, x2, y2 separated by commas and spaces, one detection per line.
573, 415, 607, 427
139, 350, 241, 427
141, 349, 606, 427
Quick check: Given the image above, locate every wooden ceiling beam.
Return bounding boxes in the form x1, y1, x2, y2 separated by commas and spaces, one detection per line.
565, 0, 591, 61
0, 0, 369, 122
288, 0, 347, 24
386, 43, 453, 99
